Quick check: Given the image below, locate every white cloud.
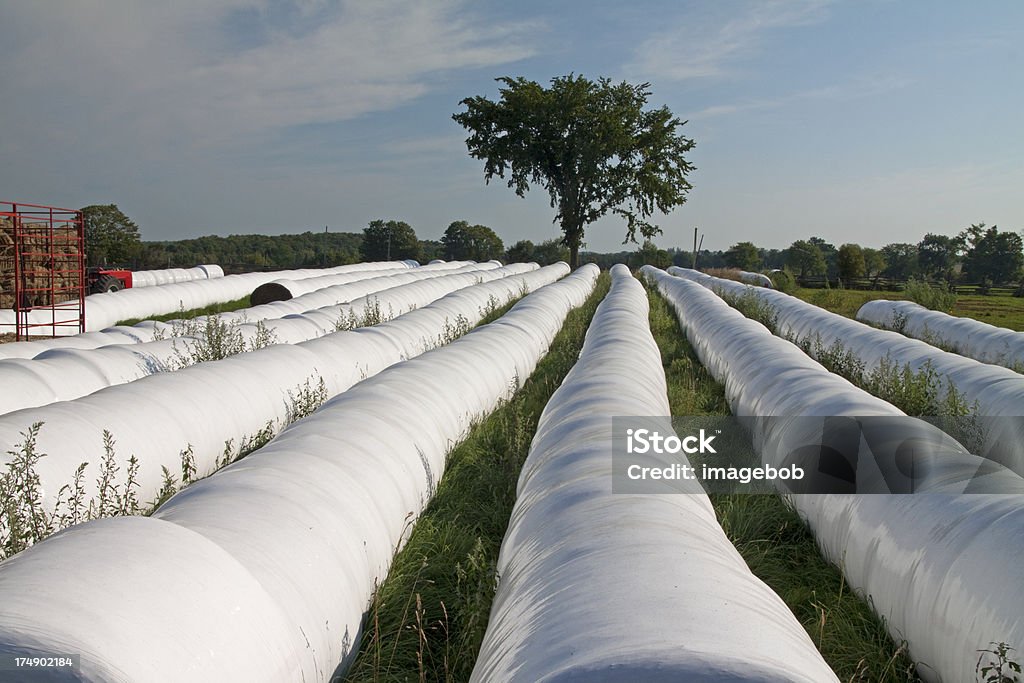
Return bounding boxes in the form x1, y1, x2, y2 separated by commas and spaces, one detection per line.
687, 74, 912, 120
627, 0, 831, 82
0, 1, 538, 152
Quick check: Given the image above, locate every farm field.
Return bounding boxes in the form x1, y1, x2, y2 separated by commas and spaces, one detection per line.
794, 286, 1024, 331
0, 261, 1021, 682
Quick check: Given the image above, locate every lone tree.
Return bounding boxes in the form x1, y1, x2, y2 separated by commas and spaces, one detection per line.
360, 219, 420, 262
81, 204, 140, 266
453, 75, 696, 267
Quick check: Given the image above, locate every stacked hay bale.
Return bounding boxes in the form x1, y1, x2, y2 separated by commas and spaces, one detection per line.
0, 217, 83, 309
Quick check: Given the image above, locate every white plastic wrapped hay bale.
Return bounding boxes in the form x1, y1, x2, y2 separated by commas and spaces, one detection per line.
645, 265, 1024, 683
858, 298, 1024, 370
0, 265, 600, 682
472, 265, 838, 682
0, 265, 569, 511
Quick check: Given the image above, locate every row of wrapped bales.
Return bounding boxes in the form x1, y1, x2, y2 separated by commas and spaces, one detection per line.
738, 269, 774, 287
471, 265, 838, 682
0, 265, 599, 682
0, 260, 416, 340
0, 264, 569, 527
0, 263, 533, 415
207, 262, 503, 343
248, 259, 465, 304
858, 298, 1024, 371
0, 261, 449, 360
130, 264, 225, 288
668, 266, 1024, 478
644, 265, 1024, 683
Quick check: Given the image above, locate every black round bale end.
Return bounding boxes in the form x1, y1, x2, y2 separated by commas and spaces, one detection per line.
250, 281, 294, 306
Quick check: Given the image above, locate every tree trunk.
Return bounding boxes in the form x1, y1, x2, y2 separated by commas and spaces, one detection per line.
563, 221, 583, 269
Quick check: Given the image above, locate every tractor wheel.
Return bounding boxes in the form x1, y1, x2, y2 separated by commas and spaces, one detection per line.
91, 274, 123, 294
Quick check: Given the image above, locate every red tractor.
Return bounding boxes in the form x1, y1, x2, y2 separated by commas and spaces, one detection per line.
87, 267, 133, 294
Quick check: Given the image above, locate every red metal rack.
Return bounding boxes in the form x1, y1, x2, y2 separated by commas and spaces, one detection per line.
1, 201, 86, 340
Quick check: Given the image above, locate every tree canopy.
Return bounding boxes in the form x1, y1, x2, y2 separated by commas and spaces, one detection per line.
881, 243, 920, 280
917, 233, 960, 280
441, 221, 504, 261
360, 219, 420, 262
724, 241, 761, 270
453, 74, 696, 267
81, 204, 141, 266
863, 247, 887, 279
960, 223, 1023, 284
837, 243, 865, 283
532, 239, 570, 266
629, 239, 672, 270
505, 239, 535, 264
786, 239, 826, 278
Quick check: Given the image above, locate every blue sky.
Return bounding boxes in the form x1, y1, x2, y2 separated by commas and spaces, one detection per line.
1, 0, 1020, 252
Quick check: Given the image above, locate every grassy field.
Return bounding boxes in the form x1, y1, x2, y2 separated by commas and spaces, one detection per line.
115, 295, 253, 326
794, 287, 1024, 331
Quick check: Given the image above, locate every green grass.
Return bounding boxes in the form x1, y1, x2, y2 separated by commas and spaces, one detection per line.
953, 294, 1024, 331
713, 495, 920, 682
342, 273, 610, 683
646, 284, 921, 683
793, 287, 1024, 331
115, 295, 252, 326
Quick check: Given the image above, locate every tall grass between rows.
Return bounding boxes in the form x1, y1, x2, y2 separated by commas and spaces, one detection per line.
646, 284, 921, 682
723, 290, 979, 422
342, 273, 610, 683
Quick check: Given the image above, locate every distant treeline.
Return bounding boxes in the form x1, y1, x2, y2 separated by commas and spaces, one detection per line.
131, 221, 1022, 294
136, 232, 366, 273
133, 230, 733, 273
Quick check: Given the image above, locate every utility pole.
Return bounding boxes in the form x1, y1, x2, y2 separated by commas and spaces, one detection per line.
691, 228, 703, 270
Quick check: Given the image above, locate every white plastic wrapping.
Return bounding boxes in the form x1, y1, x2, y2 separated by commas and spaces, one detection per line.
738, 269, 774, 288
0, 263, 527, 415
0, 264, 599, 682
0, 517, 304, 681
857, 298, 1024, 371
472, 265, 838, 682
0, 264, 566, 515
0, 260, 415, 343
669, 267, 1024, 477
250, 259, 467, 305
644, 265, 1024, 683
129, 264, 225, 288
0, 262, 451, 361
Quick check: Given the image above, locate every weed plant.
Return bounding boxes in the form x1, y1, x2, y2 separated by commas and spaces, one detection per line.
904, 277, 958, 313
0, 372, 330, 560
